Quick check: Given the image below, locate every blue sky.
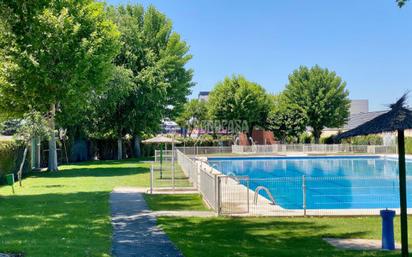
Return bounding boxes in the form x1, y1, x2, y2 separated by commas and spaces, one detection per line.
106, 0, 412, 111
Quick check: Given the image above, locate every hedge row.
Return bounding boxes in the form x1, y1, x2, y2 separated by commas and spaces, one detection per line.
0, 139, 30, 183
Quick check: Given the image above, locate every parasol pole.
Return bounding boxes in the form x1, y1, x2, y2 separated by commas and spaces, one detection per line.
172, 134, 175, 191
160, 143, 163, 179
398, 129, 409, 257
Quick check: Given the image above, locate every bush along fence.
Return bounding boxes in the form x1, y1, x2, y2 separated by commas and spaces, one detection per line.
0, 139, 31, 184
160, 148, 412, 216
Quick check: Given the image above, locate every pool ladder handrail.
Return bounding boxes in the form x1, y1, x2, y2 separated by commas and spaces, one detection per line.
225, 172, 240, 184
254, 186, 276, 205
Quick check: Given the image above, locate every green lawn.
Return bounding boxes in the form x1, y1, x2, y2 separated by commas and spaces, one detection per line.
0, 158, 152, 257
2, 158, 412, 257
158, 216, 412, 257
144, 194, 208, 211
152, 161, 192, 188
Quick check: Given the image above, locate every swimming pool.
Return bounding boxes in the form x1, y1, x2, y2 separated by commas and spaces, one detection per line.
208, 156, 412, 210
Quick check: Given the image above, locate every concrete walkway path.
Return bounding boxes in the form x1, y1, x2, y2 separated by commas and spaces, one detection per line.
110, 187, 184, 257
324, 238, 401, 251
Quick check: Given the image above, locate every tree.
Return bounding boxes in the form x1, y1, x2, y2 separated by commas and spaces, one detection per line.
398, 0, 408, 7
0, 0, 120, 170
14, 110, 50, 186
88, 66, 134, 160
176, 99, 208, 137
266, 94, 307, 143
93, 4, 193, 158
208, 75, 271, 136
283, 66, 350, 143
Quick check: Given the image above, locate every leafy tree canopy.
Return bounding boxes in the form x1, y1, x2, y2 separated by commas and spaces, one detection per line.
208, 75, 271, 135
94, 4, 193, 138
0, 0, 120, 117
266, 94, 307, 143
283, 65, 350, 143
398, 0, 408, 7
176, 99, 208, 136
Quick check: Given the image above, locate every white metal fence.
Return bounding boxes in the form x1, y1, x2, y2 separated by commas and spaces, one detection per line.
150, 150, 191, 190
232, 144, 397, 154
176, 150, 199, 188
153, 148, 406, 216
171, 150, 412, 216
176, 146, 232, 155
218, 175, 412, 216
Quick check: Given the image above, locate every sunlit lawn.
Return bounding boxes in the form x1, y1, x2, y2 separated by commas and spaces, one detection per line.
0, 158, 152, 257
144, 194, 208, 211
158, 216, 412, 257
2, 158, 412, 257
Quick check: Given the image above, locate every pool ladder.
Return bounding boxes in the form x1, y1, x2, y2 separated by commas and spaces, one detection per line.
254, 186, 276, 205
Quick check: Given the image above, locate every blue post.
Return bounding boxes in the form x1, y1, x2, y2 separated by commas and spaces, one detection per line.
380, 209, 396, 250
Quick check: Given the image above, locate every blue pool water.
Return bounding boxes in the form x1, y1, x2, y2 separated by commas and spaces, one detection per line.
208, 156, 412, 210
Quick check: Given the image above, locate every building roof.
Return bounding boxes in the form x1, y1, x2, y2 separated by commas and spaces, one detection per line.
338, 94, 412, 139
198, 91, 209, 96
322, 110, 388, 132
344, 111, 388, 130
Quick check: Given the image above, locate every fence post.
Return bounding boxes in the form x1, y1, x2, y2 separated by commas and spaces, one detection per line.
302, 175, 307, 217
217, 175, 221, 215
172, 148, 175, 192
247, 177, 250, 214
197, 161, 201, 192
150, 164, 154, 194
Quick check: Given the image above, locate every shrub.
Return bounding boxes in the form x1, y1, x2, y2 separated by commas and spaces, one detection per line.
177, 135, 234, 147
0, 139, 30, 183
299, 132, 313, 144
320, 135, 335, 144
342, 135, 383, 145
405, 137, 412, 154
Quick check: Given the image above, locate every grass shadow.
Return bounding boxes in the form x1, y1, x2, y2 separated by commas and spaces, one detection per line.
0, 191, 112, 257
158, 217, 400, 257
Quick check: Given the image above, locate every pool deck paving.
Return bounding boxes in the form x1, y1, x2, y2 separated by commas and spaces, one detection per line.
324, 238, 401, 251
110, 187, 184, 257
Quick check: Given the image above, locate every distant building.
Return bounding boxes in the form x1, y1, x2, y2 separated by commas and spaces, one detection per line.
322, 99, 377, 136
349, 99, 369, 115
161, 118, 180, 134
198, 91, 210, 102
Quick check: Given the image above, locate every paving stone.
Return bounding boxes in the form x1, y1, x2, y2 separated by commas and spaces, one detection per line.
324, 238, 401, 251
110, 188, 184, 257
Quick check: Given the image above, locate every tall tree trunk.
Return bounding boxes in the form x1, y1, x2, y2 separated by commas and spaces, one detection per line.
31, 137, 41, 170
247, 125, 254, 145
133, 135, 141, 157
48, 104, 58, 171
313, 128, 321, 144
117, 137, 122, 160
18, 146, 28, 186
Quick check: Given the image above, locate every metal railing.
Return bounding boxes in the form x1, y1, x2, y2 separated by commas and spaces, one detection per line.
176, 150, 199, 188
199, 166, 219, 210
232, 144, 397, 154
151, 150, 190, 190
169, 150, 409, 216
217, 174, 412, 216
151, 148, 412, 216
176, 146, 232, 155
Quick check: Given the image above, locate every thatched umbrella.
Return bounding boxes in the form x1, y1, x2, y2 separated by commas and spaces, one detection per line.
142, 135, 180, 183
336, 94, 412, 257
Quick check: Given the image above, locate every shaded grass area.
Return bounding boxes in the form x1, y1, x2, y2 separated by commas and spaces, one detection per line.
0, 158, 152, 257
158, 216, 412, 257
144, 194, 208, 211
